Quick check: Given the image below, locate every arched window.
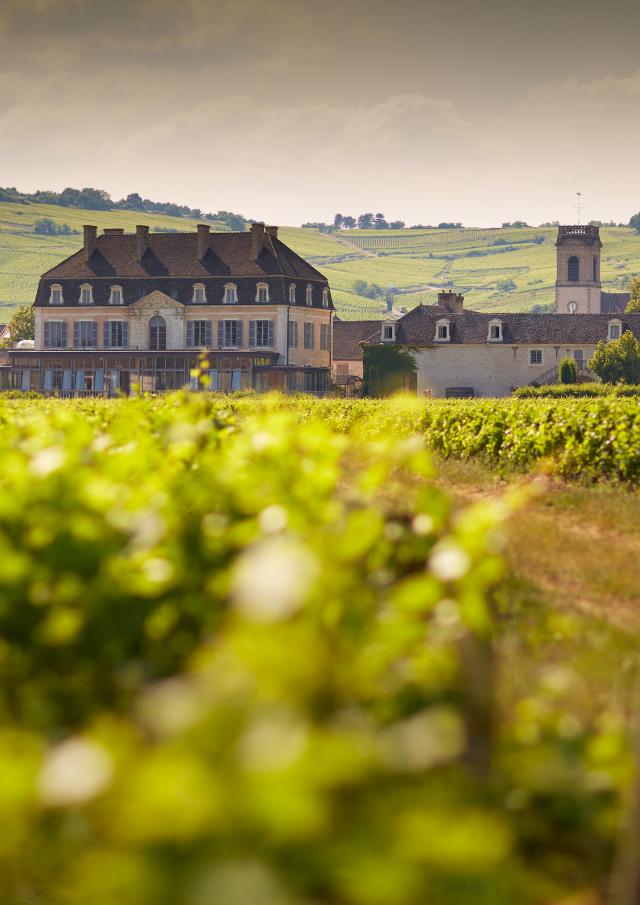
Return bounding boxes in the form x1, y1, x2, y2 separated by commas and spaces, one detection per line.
322, 288, 330, 308
149, 315, 167, 350
289, 284, 297, 305
79, 283, 94, 305
223, 283, 238, 304
255, 282, 269, 303
568, 256, 580, 282
305, 285, 313, 306
192, 283, 207, 304
49, 284, 64, 305
109, 285, 123, 305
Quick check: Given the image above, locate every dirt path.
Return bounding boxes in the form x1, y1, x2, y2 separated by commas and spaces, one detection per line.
433, 458, 640, 632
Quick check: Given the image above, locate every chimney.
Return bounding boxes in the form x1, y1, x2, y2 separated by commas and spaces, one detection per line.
437, 290, 464, 314
266, 225, 278, 240
83, 225, 97, 261
136, 225, 150, 261
104, 228, 124, 236
251, 222, 265, 259
197, 223, 210, 260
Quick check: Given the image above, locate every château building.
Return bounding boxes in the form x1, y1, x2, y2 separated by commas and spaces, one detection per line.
9, 223, 333, 395
344, 224, 638, 398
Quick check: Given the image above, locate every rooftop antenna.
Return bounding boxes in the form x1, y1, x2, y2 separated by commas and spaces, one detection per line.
575, 191, 583, 225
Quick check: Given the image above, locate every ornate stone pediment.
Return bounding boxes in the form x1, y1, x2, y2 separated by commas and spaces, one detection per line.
129, 290, 185, 319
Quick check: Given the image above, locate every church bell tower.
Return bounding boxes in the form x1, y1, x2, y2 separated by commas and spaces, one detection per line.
555, 225, 602, 314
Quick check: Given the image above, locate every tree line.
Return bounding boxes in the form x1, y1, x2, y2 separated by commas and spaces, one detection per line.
0, 186, 248, 231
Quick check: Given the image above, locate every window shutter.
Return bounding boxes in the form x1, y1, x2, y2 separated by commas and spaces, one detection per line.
73, 322, 80, 348
236, 320, 243, 347
103, 322, 111, 348
186, 321, 194, 347
44, 322, 50, 348
267, 321, 274, 346
61, 322, 68, 348
122, 322, 129, 348
91, 322, 98, 347
249, 321, 255, 347
205, 321, 212, 348
217, 321, 224, 348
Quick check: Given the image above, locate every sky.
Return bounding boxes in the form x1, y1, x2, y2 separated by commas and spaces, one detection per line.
1, 0, 639, 226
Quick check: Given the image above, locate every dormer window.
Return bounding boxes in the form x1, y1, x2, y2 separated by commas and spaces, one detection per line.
382, 322, 396, 342
223, 283, 238, 304
306, 285, 313, 306
435, 319, 450, 342
487, 319, 503, 342
109, 285, 123, 305
289, 284, 297, 305
608, 319, 622, 341
256, 282, 269, 303
192, 283, 207, 304
322, 287, 330, 308
79, 284, 93, 305
49, 284, 63, 305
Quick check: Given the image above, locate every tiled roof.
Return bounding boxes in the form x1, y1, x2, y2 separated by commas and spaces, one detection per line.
35, 229, 332, 309
384, 305, 640, 345
333, 319, 383, 360
41, 231, 326, 281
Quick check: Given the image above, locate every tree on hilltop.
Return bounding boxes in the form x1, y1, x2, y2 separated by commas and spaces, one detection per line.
333, 213, 343, 229
357, 213, 374, 229
629, 212, 640, 232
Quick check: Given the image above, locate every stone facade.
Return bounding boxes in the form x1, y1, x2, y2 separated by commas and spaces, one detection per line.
555, 225, 602, 314
19, 223, 333, 395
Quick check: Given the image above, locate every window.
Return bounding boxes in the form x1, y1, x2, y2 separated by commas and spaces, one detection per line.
149, 315, 167, 350
383, 324, 394, 341
320, 323, 330, 351
529, 349, 543, 365
322, 287, 330, 308
304, 322, 315, 349
49, 284, 63, 305
73, 321, 98, 349
187, 320, 211, 347
219, 319, 243, 348
104, 321, 128, 348
487, 320, 503, 342
192, 283, 207, 304
289, 284, 297, 305
608, 321, 622, 341
593, 256, 598, 282
255, 283, 269, 303
223, 283, 238, 304
435, 319, 450, 342
250, 320, 274, 347
44, 321, 67, 349
305, 285, 313, 306
289, 320, 298, 348
568, 256, 580, 282
79, 284, 94, 305
109, 286, 123, 305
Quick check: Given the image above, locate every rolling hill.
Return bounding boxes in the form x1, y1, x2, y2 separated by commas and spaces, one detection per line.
1, 201, 639, 320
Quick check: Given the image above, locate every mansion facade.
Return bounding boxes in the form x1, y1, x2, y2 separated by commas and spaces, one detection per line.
9, 223, 333, 395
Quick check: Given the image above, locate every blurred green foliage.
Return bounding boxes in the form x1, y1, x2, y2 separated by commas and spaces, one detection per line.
0, 393, 633, 904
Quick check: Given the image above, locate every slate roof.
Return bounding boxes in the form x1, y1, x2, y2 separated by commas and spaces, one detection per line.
333, 319, 384, 360
601, 292, 630, 315
35, 229, 332, 309
368, 304, 640, 346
